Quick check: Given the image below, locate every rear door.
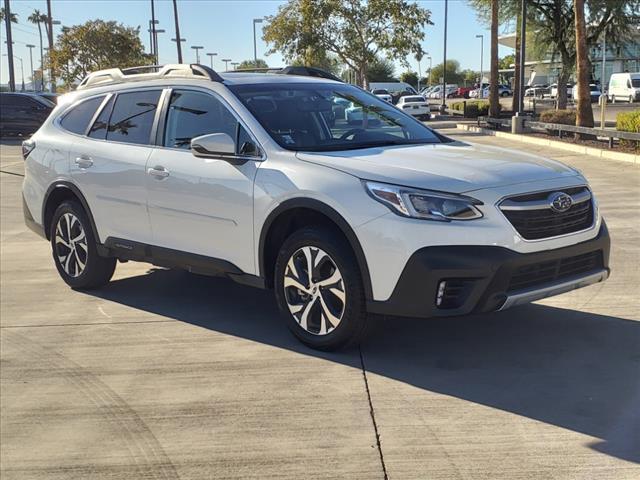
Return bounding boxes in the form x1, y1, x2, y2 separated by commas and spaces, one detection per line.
69, 89, 162, 244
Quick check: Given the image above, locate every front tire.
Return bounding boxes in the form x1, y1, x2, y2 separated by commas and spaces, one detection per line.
50, 200, 116, 289
274, 226, 367, 351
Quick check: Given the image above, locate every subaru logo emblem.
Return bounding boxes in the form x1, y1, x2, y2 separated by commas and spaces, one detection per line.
549, 192, 573, 213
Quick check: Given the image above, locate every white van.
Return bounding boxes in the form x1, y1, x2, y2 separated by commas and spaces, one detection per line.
608, 72, 640, 103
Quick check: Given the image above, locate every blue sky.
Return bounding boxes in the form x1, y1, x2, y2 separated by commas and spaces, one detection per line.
1, 0, 512, 84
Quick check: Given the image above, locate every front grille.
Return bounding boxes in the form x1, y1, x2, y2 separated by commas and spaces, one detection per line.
508, 250, 603, 292
500, 187, 594, 240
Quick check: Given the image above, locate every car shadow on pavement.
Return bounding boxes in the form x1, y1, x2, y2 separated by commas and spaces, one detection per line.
87, 267, 639, 464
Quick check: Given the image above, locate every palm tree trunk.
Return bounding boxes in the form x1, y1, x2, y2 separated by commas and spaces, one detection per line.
37, 21, 44, 91
574, 0, 594, 136
556, 68, 570, 110
489, 0, 500, 117
511, 11, 521, 113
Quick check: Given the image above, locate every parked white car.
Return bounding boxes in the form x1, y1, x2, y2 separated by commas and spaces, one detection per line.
608, 72, 640, 103
371, 88, 392, 102
22, 64, 610, 350
396, 95, 430, 120
469, 85, 513, 98
550, 83, 574, 99
572, 83, 602, 103
428, 85, 458, 99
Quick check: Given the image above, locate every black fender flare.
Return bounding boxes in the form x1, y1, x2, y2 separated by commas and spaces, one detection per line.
258, 198, 373, 301
42, 181, 101, 244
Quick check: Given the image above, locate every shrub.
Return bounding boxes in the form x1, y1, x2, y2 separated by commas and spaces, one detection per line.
617, 110, 640, 150
539, 109, 576, 125
456, 100, 501, 118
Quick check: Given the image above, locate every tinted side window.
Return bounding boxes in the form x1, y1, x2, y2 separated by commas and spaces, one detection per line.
89, 95, 114, 139
1, 95, 38, 108
164, 90, 237, 149
60, 96, 105, 135
106, 90, 161, 145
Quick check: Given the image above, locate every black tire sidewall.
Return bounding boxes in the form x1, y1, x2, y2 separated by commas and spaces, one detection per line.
50, 200, 114, 289
274, 227, 366, 351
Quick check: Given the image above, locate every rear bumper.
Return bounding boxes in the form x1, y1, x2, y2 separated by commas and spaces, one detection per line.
23, 194, 46, 239
367, 222, 610, 318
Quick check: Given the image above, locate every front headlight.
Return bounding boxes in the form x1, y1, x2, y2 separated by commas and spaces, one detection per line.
364, 181, 483, 222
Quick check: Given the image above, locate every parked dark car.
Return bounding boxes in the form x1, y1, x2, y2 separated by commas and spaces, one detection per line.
0, 93, 55, 137
37, 92, 59, 104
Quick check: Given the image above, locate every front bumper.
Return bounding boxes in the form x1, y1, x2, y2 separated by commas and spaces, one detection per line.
367, 222, 610, 318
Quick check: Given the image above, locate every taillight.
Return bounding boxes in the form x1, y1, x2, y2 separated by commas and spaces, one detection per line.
22, 140, 35, 160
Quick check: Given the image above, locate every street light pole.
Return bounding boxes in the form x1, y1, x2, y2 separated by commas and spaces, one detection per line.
253, 18, 263, 65
154, 29, 165, 64
4, 0, 16, 92
476, 34, 484, 98
231, 62, 239, 70
206, 52, 218, 69
222, 58, 231, 71
171, 38, 186, 62
26, 44, 36, 91
150, 0, 157, 59
427, 56, 432, 86
172, 0, 183, 63
191, 45, 203, 64
439, 0, 448, 113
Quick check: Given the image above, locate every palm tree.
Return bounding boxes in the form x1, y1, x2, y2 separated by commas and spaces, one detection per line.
573, 0, 594, 135
488, 0, 500, 117
28, 10, 47, 91
0, 7, 18, 23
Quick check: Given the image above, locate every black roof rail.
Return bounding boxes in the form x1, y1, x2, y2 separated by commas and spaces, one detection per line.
277, 66, 343, 83
189, 63, 224, 83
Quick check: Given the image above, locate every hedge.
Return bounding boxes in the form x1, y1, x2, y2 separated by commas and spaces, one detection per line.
617, 110, 640, 150
539, 109, 576, 125
453, 100, 501, 118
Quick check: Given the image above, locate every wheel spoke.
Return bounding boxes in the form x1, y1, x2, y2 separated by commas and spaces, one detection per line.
327, 286, 345, 303
301, 247, 314, 281
319, 294, 341, 333
64, 249, 72, 274
316, 268, 342, 288
71, 230, 85, 243
296, 297, 316, 331
55, 235, 71, 249
74, 249, 86, 272
76, 240, 88, 253
284, 273, 311, 294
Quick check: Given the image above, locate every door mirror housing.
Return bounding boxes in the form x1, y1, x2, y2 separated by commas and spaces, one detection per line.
191, 133, 236, 158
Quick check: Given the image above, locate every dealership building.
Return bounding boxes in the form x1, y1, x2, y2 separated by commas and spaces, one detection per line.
498, 29, 640, 87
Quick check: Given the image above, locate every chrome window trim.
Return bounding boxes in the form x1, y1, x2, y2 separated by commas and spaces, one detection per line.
494, 185, 597, 243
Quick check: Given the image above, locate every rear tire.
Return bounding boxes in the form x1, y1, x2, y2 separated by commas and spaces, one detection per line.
274, 226, 367, 351
50, 200, 116, 290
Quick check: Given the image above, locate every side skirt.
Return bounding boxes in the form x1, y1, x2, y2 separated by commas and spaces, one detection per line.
102, 237, 266, 289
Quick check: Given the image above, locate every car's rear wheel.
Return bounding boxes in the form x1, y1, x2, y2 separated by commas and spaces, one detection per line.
50, 200, 116, 289
274, 226, 367, 351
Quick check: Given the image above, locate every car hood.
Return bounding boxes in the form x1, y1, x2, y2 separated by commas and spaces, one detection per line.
296, 140, 580, 194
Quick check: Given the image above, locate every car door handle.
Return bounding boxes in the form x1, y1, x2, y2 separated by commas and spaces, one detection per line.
74, 155, 93, 168
148, 166, 170, 179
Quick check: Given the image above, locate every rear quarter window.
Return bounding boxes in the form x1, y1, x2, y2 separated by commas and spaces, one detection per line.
60, 96, 106, 135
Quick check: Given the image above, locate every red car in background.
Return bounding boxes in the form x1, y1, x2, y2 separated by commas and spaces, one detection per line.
450, 86, 474, 99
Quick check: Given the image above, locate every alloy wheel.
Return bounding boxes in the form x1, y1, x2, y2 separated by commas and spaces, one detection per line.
55, 213, 88, 278
283, 246, 346, 335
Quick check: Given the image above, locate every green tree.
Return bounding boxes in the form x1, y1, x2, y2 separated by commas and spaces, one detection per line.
400, 71, 418, 88
430, 59, 464, 86
366, 56, 396, 82
460, 69, 479, 86
263, 0, 431, 88
48, 20, 154, 87
498, 54, 515, 70
290, 50, 342, 75
237, 59, 269, 70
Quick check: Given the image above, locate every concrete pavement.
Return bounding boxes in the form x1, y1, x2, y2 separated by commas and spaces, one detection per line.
1, 134, 638, 479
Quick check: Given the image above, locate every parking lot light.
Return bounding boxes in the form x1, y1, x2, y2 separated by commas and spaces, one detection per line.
476, 34, 484, 99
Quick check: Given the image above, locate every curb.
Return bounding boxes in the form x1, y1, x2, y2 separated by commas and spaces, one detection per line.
456, 124, 639, 165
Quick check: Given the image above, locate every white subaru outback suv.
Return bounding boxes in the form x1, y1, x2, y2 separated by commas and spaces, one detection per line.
22, 64, 610, 350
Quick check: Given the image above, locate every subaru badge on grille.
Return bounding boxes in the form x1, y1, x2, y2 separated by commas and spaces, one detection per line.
548, 192, 573, 213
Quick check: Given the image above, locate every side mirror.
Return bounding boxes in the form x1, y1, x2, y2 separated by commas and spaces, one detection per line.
191, 133, 236, 158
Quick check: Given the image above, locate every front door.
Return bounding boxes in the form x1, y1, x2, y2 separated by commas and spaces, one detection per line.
145, 88, 261, 274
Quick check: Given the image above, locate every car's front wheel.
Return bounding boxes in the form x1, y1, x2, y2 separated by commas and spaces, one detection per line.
274, 226, 367, 351
50, 200, 116, 289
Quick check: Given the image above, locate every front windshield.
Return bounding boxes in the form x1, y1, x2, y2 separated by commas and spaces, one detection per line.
229, 82, 443, 152
632, 79, 640, 88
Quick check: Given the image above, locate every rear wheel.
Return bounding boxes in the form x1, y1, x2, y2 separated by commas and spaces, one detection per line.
274, 226, 367, 351
50, 200, 116, 289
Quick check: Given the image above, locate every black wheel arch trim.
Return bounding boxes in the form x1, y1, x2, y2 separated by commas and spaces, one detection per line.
258, 198, 374, 301
42, 181, 102, 247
